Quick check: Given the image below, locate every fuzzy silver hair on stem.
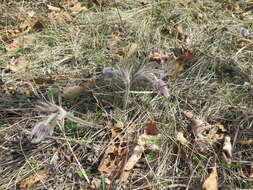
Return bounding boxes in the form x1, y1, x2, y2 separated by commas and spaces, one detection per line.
101, 62, 170, 102
31, 102, 102, 143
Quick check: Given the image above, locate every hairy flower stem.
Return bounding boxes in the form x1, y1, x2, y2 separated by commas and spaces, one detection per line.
123, 79, 130, 110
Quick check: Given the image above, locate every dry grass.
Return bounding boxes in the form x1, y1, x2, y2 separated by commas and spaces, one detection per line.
1, 0, 253, 189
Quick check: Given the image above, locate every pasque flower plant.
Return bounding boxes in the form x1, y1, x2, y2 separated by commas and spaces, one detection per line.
102, 63, 170, 98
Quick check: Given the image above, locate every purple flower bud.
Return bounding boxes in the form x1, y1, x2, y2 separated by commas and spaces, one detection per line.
31, 121, 54, 143
154, 79, 170, 97
102, 67, 120, 80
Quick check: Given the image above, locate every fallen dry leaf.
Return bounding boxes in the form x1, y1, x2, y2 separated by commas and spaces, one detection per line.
208, 80, 221, 88
90, 177, 101, 189
176, 131, 189, 146
47, 4, 61, 12
98, 121, 130, 182
59, 0, 79, 8
107, 34, 125, 63
5, 36, 34, 52
170, 49, 197, 81
202, 166, 218, 190
9, 56, 28, 72
149, 48, 170, 64
222, 136, 232, 164
48, 11, 72, 26
144, 121, 159, 136
0, 20, 43, 41
183, 111, 226, 151
20, 170, 48, 189
120, 145, 144, 182
250, 165, 253, 178
237, 138, 253, 145
174, 24, 187, 41
32, 20, 45, 32
120, 121, 160, 182
175, 50, 196, 66
63, 80, 95, 98
99, 120, 160, 183
70, 3, 88, 15
124, 43, 138, 59
236, 38, 253, 51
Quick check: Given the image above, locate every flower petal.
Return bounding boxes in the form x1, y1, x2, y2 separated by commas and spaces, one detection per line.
154, 79, 170, 97
102, 67, 120, 80
31, 121, 53, 143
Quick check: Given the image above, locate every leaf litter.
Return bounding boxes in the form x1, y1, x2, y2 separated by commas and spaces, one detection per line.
182, 110, 227, 151
5, 35, 34, 52
19, 169, 49, 190
8, 56, 28, 72
202, 165, 218, 190
98, 121, 160, 184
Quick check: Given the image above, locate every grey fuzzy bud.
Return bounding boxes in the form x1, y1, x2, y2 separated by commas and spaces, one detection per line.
102, 67, 120, 80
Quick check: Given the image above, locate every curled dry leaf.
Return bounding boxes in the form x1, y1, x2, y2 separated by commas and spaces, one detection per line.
125, 43, 138, 59
170, 50, 197, 81
176, 131, 189, 146
90, 177, 101, 189
120, 145, 144, 182
222, 136, 232, 164
183, 110, 212, 137
149, 48, 170, 64
107, 34, 125, 63
48, 11, 72, 25
250, 165, 253, 178
69, 3, 88, 15
237, 138, 253, 145
9, 56, 28, 72
236, 38, 253, 51
63, 80, 95, 98
208, 80, 221, 88
120, 121, 160, 182
202, 166, 218, 190
183, 111, 226, 151
99, 121, 160, 183
144, 121, 160, 136
5, 36, 34, 52
98, 121, 130, 182
1, 20, 43, 41
20, 170, 48, 190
